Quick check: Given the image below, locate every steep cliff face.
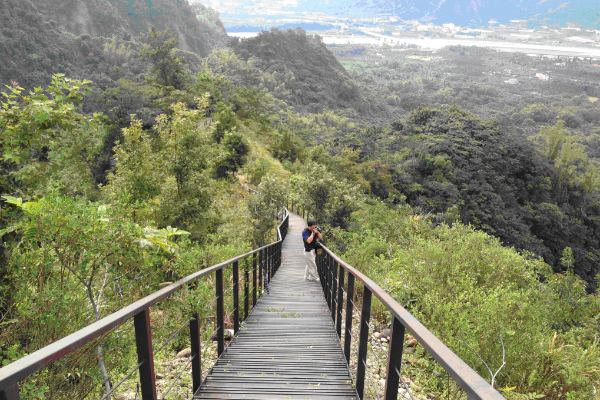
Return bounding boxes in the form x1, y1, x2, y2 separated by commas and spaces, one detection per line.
29, 0, 228, 56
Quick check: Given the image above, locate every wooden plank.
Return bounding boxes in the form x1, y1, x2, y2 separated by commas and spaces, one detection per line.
195, 213, 357, 399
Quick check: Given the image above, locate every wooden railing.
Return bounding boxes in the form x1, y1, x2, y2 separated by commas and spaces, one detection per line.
315, 242, 506, 400
0, 211, 289, 400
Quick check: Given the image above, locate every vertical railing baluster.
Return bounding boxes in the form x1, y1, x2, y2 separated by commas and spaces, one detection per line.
384, 317, 406, 400
215, 269, 224, 356
270, 245, 273, 278
316, 251, 321, 281
275, 242, 279, 272
277, 242, 280, 271
252, 252, 257, 306
331, 260, 338, 323
268, 245, 272, 283
233, 261, 239, 335
190, 311, 202, 393
0, 385, 20, 400
244, 259, 249, 320
258, 249, 263, 295
344, 274, 355, 365
356, 287, 372, 400
134, 308, 157, 400
326, 254, 331, 309
272, 244, 275, 277
336, 266, 345, 339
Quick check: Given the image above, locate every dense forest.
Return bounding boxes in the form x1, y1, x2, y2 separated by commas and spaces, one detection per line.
0, 1, 599, 399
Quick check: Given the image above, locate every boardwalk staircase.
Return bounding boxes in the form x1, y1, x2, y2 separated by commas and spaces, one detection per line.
0, 207, 506, 400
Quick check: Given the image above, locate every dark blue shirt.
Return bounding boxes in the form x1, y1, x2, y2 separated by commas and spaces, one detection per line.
302, 228, 316, 251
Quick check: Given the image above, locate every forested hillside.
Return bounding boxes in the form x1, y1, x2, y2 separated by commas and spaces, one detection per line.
229, 29, 378, 115
29, 0, 227, 55
0, 0, 224, 88
0, 1, 600, 398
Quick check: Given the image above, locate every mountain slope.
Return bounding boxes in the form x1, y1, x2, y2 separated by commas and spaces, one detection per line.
29, 0, 228, 56
229, 28, 363, 113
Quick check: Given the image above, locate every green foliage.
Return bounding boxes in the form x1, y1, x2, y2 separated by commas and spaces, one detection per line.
297, 163, 362, 229
339, 203, 600, 399
215, 132, 250, 178
247, 173, 290, 246
105, 97, 222, 238
271, 130, 306, 164
213, 102, 238, 143
138, 27, 187, 89
0, 75, 91, 166
372, 106, 600, 290
229, 28, 363, 113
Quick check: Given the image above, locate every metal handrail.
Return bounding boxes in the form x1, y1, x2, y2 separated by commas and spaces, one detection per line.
0, 209, 290, 399
307, 221, 505, 400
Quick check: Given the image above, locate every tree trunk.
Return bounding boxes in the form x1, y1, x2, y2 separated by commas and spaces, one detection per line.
87, 285, 111, 399
98, 342, 111, 399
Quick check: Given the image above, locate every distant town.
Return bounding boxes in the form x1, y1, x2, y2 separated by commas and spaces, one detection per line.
223, 12, 600, 58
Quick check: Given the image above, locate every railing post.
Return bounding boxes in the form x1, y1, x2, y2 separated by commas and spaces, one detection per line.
268, 245, 272, 283
252, 252, 257, 306
134, 308, 157, 400
331, 260, 338, 323
277, 242, 281, 271
0, 385, 20, 400
384, 317, 406, 400
336, 266, 344, 339
258, 249, 263, 295
190, 312, 202, 393
318, 252, 324, 291
325, 254, 331, 309
344, 274, 355, 365
215, 269, 224, 356
233, 261, 240, 335
244, 260, 249, 320
356, 287, 372, 400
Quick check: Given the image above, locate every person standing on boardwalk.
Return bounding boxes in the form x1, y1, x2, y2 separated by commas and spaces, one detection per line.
302, 220, 322, 281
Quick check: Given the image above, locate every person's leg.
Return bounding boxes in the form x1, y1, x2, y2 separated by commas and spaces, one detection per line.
307, 250, 319, 281
303, 251, 310, 280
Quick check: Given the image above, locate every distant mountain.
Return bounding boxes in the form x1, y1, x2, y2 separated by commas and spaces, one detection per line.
229, 28, 363, 113
197, 0, 600, 29
29, 0, 228, 56
0, 0, 206, 89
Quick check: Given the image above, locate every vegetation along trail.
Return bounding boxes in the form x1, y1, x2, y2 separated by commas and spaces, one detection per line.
0, 0, 599, 399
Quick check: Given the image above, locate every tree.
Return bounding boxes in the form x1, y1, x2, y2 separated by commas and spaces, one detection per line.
535, 120, 587, 202
247, 174, 290, 246
298, 164, 362, 229
212, 102, 238, 143
138, 27, 187, 89
1, 195, 187, 400
0, 75, 93, 195
215, 132, 250, 179
271, 130, 305, 163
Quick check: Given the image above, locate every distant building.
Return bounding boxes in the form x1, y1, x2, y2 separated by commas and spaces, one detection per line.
441, 23, 459, 33
510, 20, 528, 28
536, 73, 549, 81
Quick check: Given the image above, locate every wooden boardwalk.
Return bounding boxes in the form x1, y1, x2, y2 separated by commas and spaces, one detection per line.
195, 213, 357, 399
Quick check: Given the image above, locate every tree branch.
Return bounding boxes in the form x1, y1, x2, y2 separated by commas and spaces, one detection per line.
458, 329, 506, 388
